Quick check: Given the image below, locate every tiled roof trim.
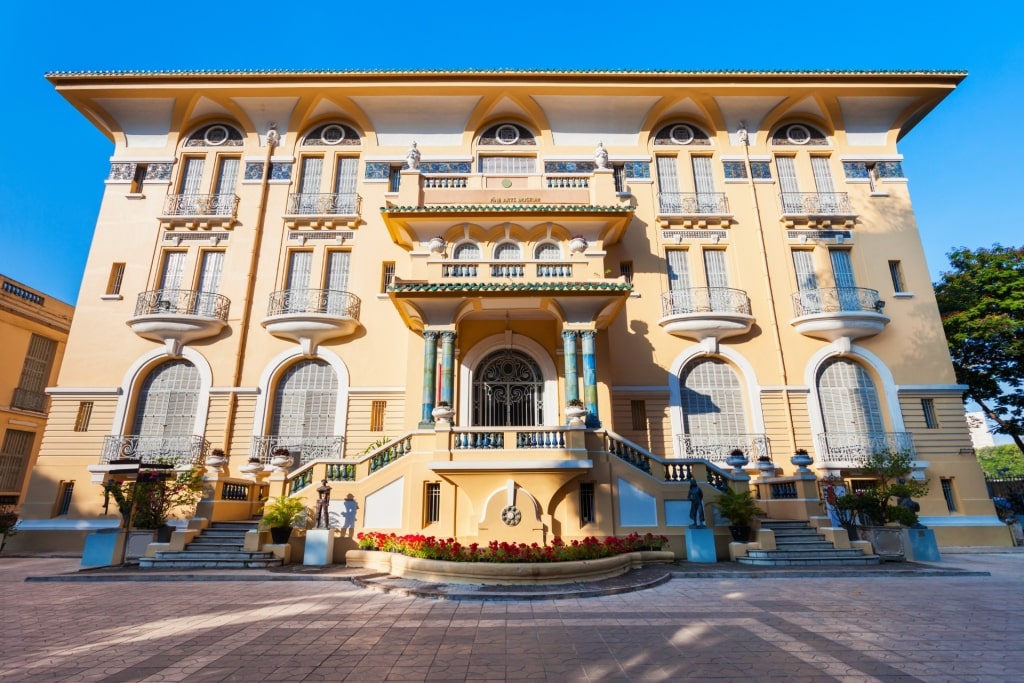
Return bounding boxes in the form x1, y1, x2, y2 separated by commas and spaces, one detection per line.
47, 69, 967, 77
390, 282, 633, 293
381, 205, 634, 214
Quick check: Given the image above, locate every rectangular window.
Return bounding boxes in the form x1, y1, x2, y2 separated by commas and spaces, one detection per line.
619, 261, 633, 285
12, 335, 57, 412
888, 260, 906, 293
74, 402, 94, 432
579, 482, 595, 525
0, 430, 35, 492
630, 400, 647, 431
54, 481, 74, 517
656, 156, 681, 212
479, 156, 536, 174
388, 166, 402, 193
370, 400, 386, 432
425, 482, 441, 524
941, 478, 957, 512
381, 262, 396, 293
613, 163, 627, 193
666, 249, 691, 291
106, 263, 126, 296
922, 399, 939, 429
130, 164, 147, 194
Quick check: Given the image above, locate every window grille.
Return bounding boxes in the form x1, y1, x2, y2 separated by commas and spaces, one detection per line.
159, 252, 187, 291
196, 251, 224, 315
132, 361, 201, 439
535, 243, 561, 260
298, 156, 324, 202
792, 250, 818, 291
381, 262, 396, 292
817, 359, 884, 434
388, 166, 402, 192
271, 359, 338, 441
179, 157, 205, 195
55, 481, 74, 516
472, 349, 544, 427
106, 263, 126, 295
425, 482, 441, 524
620, 261, 634, 285
889, 260, 906, 293
74, 402, 94, 432
454, 243, 481, 260
630, 400, 647, 432
335, 157, 358, 195
681, 359, 746, 436
0, 429, 34, 491
370, 400, 386, 432
579, 482, 595, 525
214, 157, 240, 197
941, 478, 957, 512
921, 399, 939, 429
613, 164, 626, 193
811, 156, 837, 194
666, 250, 691, 291
494, 242, 521, 260
479, 156, 536, 174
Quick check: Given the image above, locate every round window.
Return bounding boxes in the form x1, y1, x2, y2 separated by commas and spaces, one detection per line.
321, 125, 345, 145
786, 124, 812, 145
495, 124, 520, 145
669, 124, 695, 145
204, 125, 230, 146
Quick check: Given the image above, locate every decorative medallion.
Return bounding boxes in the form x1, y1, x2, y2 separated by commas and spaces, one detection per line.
501, 178, 512, 188
500, 505, 522, 527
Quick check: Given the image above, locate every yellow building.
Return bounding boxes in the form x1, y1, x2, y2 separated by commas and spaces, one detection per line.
0, 275, 72, 519
16, 69, 1009, 557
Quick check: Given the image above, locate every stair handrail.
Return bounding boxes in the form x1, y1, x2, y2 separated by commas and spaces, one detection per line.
602, 429, 742, 490
280, 432, 421, 493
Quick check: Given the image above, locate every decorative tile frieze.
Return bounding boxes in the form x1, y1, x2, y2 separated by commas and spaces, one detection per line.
843, 161, 869, 179
623, 161, 650, 179
751, 161, 772, 179
108, 162, 135, 181
270, 162, 292, 180
419, 161, 472, 174
244, 162, 264, 180
146, 163, 172, 181
877, 161, 904, 178
723, 161, 747, 179
365, 162, 391, 180
544, 160, 597, 174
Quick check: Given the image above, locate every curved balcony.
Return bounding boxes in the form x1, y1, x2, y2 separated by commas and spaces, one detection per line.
658, 287, 755, 349
127, 289, 229, 352
676, 433, 770, 463
249, 435, 345, 466
261, 289, 362, 353
779, 192, 856, 228
815, 431, 915, 469
283, 193, 362, 229
790, 287, 889, 344
656, 192, 732, 228
100, 434, 210, 467
159, 193, 240, 229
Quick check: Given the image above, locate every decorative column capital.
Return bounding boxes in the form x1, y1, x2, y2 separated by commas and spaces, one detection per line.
562, 329, 579, 343
579, 329, 597, 341
423, 330, 439, 341
440, 331, 457, 344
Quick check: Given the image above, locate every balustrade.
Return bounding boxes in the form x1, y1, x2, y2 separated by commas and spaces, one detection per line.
815, 432, 915, 466
661, 288, 752, 317
163, 193, 239, 217
675, 433, 769, 463
658, 192, 729, 214
101, 435, 209, 467
134, 289, 230, 321
249, 435, 345, 465
791, 287, 884, 316
286, 192, 360, 215
265, 289, 361, 319
780, 192, 852, 215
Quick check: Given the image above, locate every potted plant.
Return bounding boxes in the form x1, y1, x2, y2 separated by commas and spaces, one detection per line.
714, 487, 765, 542
261, 496, 309, 544
565, 398, 587, 424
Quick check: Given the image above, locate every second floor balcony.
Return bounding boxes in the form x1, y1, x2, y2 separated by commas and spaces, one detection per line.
815, 431, 916, 469
126, 289, 230, 352
261, 289, 362, 353
100, 434, 210, 468
11, 387, 48, 413
283, 192, 362, 229
790, 287, 889, 343
658, 287, 755, 349
676, 433, 770, 463
250, 435, 345, 466
779, 192, 856, 228
159, 193, 240, 230
656, 192, 732, 228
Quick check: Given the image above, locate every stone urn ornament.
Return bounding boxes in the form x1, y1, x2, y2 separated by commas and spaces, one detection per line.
204, 448, 228, 473
270, 448, 294, 472
568, 235, 588, 255
565, 400, 587, 426
432, 402, 455, 423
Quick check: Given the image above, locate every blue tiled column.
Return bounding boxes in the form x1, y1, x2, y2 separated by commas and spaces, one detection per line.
439, 331, 457, 406
562, 330, 579, 403
419, 330, 439, 426
580, 330, 600, 427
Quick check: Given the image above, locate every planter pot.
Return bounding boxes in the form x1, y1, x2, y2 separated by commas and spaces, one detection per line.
155, 524, 174, 543
729, 525, 753, 542
432, 406, 455, 423
269, 526, 293, 544
855, 525, 905, 561
565, 405, 587, 425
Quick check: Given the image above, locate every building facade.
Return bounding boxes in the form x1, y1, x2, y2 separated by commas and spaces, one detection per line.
16, 69, 1009, 554
0, 275, 72, 517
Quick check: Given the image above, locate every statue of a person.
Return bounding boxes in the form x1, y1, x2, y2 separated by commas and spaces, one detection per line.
341, 493, 359, 537
594, 141, 609, 170
897, 485, 925, 528
688, 480, 706, 528
405, 141, 421, 170
314, 479, 331, 529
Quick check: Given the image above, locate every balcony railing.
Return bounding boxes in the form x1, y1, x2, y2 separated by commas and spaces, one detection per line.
791, 287, 883, 316
780, 192, 852, 215
250, 435, 345, 465
440, 261, 578, 280
815, 432, 916, 466
676, 433, 770, 463
101, 435, 209, 467
162, 193, 239, 217
661, 287, 752, 316
11, 388, 47, 413
286, 193, 361, 215
546, 175, 590, 189
134, 289, 231, 321
658, 192, 729, 214
266, 289, 361, 319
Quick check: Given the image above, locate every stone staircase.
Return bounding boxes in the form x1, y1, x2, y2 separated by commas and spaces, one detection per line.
139, 521, 283, 569
736, 520, 881, 567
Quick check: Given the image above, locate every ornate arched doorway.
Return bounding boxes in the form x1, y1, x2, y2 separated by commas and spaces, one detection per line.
472, 349, 544, 426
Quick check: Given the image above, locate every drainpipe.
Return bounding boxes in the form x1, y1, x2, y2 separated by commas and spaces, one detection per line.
740, 123, 797, 454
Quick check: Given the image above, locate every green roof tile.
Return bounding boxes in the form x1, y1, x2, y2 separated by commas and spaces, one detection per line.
389, 281, 633, 293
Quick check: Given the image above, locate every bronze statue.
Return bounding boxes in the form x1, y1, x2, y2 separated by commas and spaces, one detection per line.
688, 480, 706, 528
315, 479, 331, 529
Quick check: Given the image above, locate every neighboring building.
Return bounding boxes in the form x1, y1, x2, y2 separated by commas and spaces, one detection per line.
16, 69, 1008, 554
0, 275, 72, 512
965, 411, 995, 450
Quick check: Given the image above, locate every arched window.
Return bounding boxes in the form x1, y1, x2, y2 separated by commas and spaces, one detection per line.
771, 123, 829, 146
817, 359, 883, 435
302, 123, 361, 146
534, 242, 561, 260
453, 242, 480, 260
131, 360, 201, 463
653, 122, 712, 146
184, 123, 244, 147
472, 349, 544, 427
492, 242, 523, 278
478, 123, 536, 146
270, 359, 339, 463
680, 359, 746, 436
494, 242, 521, 260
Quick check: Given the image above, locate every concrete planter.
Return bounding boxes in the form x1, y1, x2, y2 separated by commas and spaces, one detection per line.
346, 549, 675, 585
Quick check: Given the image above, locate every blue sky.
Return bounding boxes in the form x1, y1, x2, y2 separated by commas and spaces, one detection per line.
1, 1, 1021, 304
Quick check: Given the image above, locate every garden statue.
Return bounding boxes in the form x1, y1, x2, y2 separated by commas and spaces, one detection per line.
594, 141, 609, 169
315, 479, 331, 528
405, 141, 421, 170
688, 480, 706, 528
897, 478, 926, 528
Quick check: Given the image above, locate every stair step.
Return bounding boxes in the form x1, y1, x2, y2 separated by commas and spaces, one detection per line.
184, 543, 246, 552
139, 558, 283, 569
738, 555, 881, 566
155, 550, 278, 560
773, 542, 835, 551
744, 549, 869, 559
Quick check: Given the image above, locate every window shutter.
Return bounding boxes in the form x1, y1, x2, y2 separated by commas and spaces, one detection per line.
214, 157, 239, 196
692, 156, 716, 211
159, 252, 186, 292
666, 250, 691, 291
179, 158, 204, 195
299, 157, 323, 194
811, 156, 836, 193
656, 156, 680, 212
335, 157, 358, 195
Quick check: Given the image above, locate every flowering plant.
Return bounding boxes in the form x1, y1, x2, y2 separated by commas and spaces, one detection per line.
103, 466, 204, 530
833, 450, 928, 527
355, 531, 668, 563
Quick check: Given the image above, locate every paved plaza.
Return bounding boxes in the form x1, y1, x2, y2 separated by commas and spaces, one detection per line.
1, 552, 1022, 682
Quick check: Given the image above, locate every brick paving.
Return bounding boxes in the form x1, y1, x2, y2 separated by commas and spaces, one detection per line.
1, 551, 1022, 682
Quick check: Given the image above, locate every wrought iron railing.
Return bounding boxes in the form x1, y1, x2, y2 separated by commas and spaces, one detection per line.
791, 287, 884, 316
604, 431, 733, 491
162, 193, 239, 217
815, 432, 916, 466
658, 192, 729, 214
266, 289, 361, 319
661, 288, 752, 316
11, 388, 47, 413
249, 435, 345, 465
101, 435, 209, 467
676, 433, 769, 463
286, 193, 361, 215
779, 192, 852, 215
134, 289, 231, 321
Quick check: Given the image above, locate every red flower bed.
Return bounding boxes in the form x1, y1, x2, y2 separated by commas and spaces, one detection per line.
355, 532, 668, 563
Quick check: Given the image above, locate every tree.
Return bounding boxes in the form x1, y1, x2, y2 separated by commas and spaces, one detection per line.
934, 245, 1024, 452
976, 444, 1024, 478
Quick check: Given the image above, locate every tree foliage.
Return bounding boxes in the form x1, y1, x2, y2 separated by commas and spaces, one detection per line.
934, 244, 1024, 451
976, 444, 1024, 478
833, 450, 929, 527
